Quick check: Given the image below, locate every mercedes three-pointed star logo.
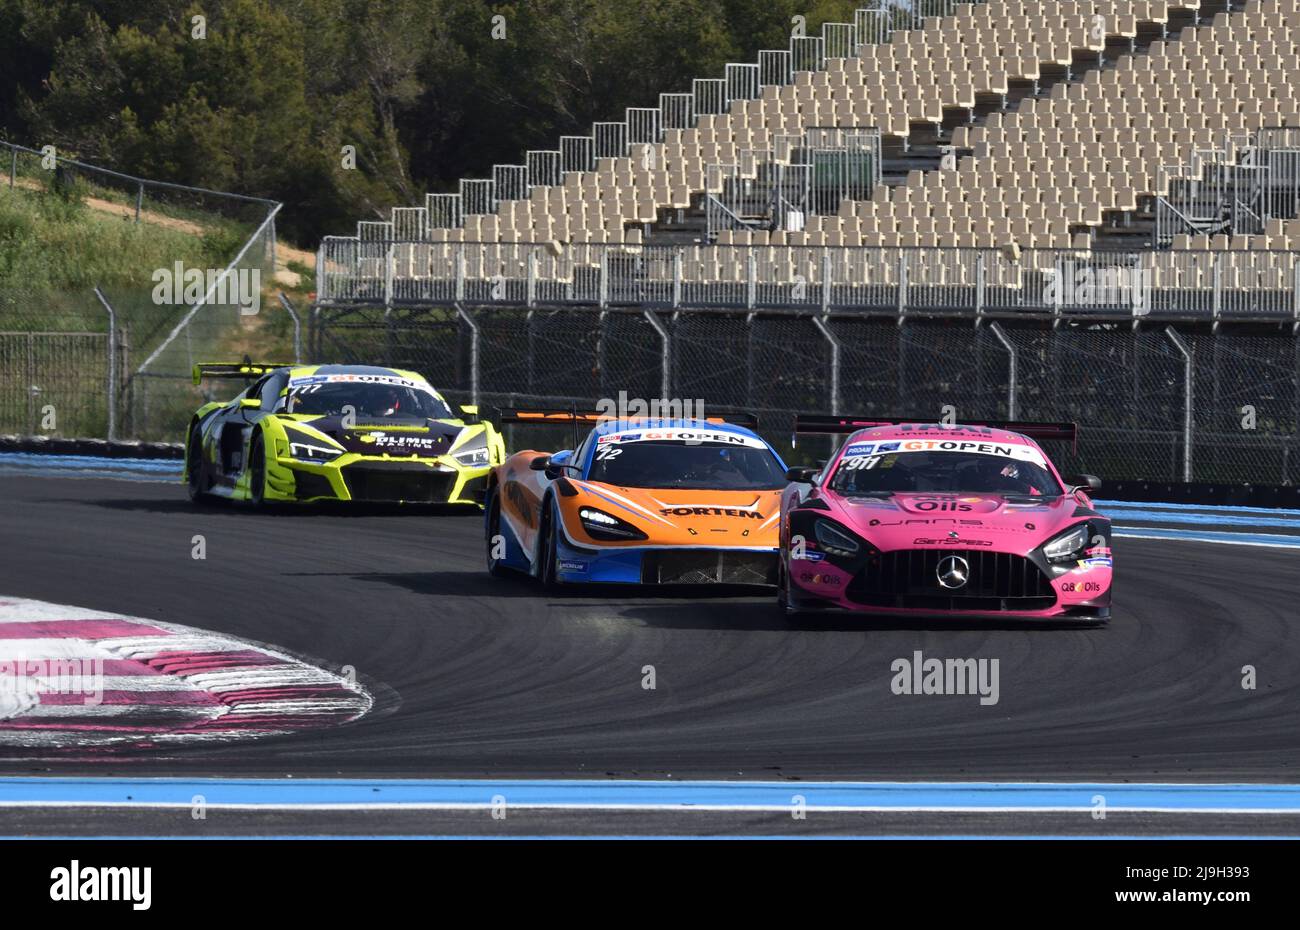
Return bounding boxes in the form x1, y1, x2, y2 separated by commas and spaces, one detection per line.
936, 555, 969, 589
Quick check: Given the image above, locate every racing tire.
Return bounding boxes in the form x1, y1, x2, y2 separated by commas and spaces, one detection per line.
537, 498, 561, 590
248, 431, 268, 510
485, 491, 511, 578
185, 424, 210, 504
777, 556, 814, 627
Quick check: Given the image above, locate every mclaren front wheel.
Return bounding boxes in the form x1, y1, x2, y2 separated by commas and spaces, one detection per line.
537, 498, 561, 590
485, 490, 511, 578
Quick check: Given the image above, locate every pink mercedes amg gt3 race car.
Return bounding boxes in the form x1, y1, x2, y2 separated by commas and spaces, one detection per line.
778, 416, 1112, 622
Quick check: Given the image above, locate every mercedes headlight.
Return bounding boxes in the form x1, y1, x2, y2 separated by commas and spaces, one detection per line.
814, 519, 860, 556
1043, 523, 1090, 563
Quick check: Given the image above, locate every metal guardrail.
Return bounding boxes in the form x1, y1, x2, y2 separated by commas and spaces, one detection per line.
316, 238, 1300, 322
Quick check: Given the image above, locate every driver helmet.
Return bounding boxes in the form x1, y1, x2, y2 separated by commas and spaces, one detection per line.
368, 388, 402, 417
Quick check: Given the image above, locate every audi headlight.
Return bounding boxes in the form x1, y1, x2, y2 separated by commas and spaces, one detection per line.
814, 519, 860, 556
1043, 523, 1090, 563
578, 506, 648, 541
452, 435, 490, 467
284, 431, 343, 462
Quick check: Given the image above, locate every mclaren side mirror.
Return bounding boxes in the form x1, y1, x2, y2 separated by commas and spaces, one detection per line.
529, 455, 551, 471
460, 404, 480, 422
239, 398, 261, 409
785, 465, 819, 483
1070, 474, 1102, 492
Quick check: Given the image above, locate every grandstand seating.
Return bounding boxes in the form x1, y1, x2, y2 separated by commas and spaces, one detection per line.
323, 0, 1300, 306
408, 0, 1296, 252
829, 0, 1300, 250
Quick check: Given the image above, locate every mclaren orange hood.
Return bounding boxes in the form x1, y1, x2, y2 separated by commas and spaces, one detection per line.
558, 482, 783, 548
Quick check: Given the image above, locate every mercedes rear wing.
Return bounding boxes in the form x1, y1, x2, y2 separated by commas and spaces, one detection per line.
192, 360, 291, 385
792, 415, 1077, 444
495, 407, 759, 429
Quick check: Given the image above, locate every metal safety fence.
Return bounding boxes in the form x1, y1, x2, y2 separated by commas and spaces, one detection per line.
1, 139, 284, 441
317, 238, 1300, 322
127, 206, 282, 440
1, 281, 305, 443
0, 330, 123, 437
310, 306, 1300, 485
1, 139, 278, 230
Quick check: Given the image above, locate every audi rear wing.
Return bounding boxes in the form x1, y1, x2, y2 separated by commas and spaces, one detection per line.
792, 415, 1077, 444
192, 361, 290, 386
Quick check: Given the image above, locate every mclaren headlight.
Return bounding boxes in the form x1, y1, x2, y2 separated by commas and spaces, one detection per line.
451, 434, 490, 467
284, 430, 343, 463
814, 519, 860, 556
1042, 523, 1090, 563
578, 506, 648, 541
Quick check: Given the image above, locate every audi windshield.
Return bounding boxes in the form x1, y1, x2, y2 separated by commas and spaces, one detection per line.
282, 382, 455, 421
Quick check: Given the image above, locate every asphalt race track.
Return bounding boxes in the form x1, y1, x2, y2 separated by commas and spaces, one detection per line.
2, 465, 1299, 836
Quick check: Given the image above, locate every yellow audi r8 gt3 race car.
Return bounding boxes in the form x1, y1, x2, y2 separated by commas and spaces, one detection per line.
184, 361, 504, 506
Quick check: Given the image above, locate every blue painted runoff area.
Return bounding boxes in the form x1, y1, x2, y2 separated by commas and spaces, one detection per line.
1, 778, 1299, 811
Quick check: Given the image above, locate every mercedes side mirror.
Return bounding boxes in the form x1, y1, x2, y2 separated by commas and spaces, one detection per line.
1069, 474, 1102, 492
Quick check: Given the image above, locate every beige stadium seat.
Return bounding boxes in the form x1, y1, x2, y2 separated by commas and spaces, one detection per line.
399, 1, 1202, 247
839, 0, 1299, 251
380, 0, 1298, 278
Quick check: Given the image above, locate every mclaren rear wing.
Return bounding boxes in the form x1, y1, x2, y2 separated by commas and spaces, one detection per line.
192, 361, 291, 386
792, 415, 1077, 446
496, 406, 760, 453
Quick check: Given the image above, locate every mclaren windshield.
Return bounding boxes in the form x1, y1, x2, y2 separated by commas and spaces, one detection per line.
281, 381, 455, 421
587, 438, 786, 490
829, 447, 1063, 497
